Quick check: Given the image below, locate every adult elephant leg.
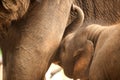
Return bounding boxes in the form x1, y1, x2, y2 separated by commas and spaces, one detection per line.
2, 0, 73, 80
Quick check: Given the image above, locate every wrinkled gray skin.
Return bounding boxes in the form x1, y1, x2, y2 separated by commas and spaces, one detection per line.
1, 0, 120, 80
0, 0, 73, 80
75, 0, 120, 25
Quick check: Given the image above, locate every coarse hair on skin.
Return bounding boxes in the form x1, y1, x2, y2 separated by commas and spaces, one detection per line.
0, 0, 30, 26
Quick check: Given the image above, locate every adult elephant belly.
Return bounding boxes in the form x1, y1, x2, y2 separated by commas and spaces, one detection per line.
1, 0, 73, 80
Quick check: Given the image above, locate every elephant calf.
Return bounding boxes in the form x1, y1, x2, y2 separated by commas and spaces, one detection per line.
60, 17, 120, 80
58, 3, 120, 80
57, 4, 94, 80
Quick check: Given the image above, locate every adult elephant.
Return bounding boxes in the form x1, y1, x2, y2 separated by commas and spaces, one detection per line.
0, 0, 120, 80
0, 0, 74, 80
